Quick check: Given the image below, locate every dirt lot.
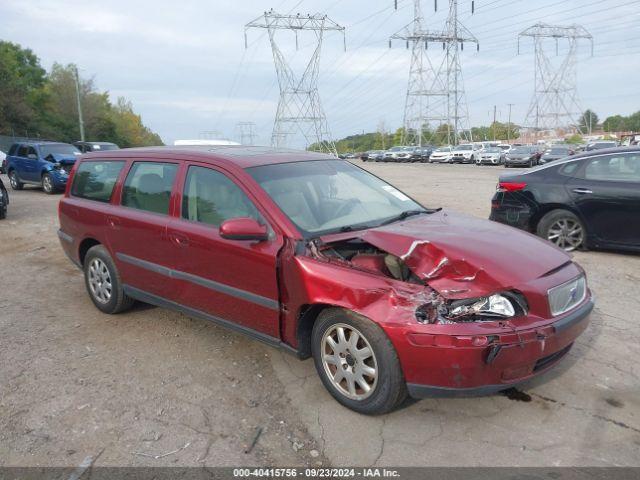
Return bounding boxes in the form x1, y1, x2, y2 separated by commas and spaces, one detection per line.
0, 163, 638, 467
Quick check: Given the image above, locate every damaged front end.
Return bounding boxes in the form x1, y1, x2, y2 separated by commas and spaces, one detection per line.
307, 235, 527, 326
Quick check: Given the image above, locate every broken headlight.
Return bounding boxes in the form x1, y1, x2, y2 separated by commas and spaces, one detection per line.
415, 292, 527, 324
447, 294, 515, 319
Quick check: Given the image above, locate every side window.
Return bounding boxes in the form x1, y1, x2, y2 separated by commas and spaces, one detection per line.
182, 166, 259, 227
26, 146, 37, 159
17, 146, 28, 157
71, 161, 126, 202
559, 161, 580, 177
122, 162, 178, 215
8, 145, 18, 156
584, 154, 640, 183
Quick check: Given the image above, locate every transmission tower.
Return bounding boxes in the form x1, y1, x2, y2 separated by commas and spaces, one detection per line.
518, 23, 593, 134
390, 0, 478, 146
245, 10, 345, 155
235, 121, 258, 145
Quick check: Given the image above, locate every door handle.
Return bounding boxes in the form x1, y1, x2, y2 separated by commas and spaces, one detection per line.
169, 232, 190, 247
572, 188, 593, 195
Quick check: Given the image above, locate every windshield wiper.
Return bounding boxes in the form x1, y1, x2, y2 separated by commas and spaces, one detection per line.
339, 224, 372, 233
379, 208, 441, 226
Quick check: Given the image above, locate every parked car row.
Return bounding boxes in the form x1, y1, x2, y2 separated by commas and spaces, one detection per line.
4, 140, 119, 196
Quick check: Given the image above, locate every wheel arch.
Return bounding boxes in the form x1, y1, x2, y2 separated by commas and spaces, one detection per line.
78, 237, 101, 266
530, 203, 586, 232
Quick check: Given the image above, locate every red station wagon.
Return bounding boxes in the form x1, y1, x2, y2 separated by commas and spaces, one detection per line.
58, 146, 593, 414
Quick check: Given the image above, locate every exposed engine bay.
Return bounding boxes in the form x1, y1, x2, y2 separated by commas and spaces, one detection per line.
308, 237, 527, 325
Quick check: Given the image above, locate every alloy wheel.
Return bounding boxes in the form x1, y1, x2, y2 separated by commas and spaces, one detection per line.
88, 258, 112, 303
43, 175, 53, 193
547, 218, 583, 251
321, 323, 378, 400
10, 173, 18, 188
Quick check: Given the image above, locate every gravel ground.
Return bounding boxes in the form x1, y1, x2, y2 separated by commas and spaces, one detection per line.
0, 162, 638, 468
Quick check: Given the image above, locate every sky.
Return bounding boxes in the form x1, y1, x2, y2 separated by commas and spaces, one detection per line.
1, 0, 639, 147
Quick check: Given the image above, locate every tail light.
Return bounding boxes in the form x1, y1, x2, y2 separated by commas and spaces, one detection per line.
497, 181, 527, 192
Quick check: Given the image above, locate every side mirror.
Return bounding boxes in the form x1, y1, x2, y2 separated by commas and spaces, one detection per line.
219, 217, 268, 241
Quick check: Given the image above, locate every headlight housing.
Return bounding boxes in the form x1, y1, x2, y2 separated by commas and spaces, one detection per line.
416, 292, 527, 324
548, 275, 586, 316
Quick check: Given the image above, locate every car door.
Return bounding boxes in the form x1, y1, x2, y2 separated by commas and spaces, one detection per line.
13, 145, 29, 179
166, 163, 283, 338
22, 146, 42, 182
107, 160, 181, 299
566, 152, 640, 246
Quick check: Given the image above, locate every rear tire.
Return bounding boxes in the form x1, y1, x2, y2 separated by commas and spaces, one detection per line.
84, 245, 135, 314
8, 171, 23, 190
311, 308, 407, 415
536, 209, 586, 252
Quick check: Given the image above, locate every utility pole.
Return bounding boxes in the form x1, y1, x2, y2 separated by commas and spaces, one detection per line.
492, 105, 497, 141
390, 0, 478, 146
507, 103, 514, 142
519, 23, 593, 135
245, 10, 345, 155
74, 65, 85, 141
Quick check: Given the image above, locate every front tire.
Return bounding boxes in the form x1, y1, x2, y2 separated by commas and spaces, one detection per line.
84, 245, 135, 314
537, 209, 586, 252
311, 308, 407, 415
8, 171, 23, 190
42, 173, 56, 194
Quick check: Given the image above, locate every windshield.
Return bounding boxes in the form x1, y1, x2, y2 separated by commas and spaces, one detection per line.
40, 144, 80, 157
435, 147, 451, 152
94, 144, 119, 151
549, 148, 570, 154
388, 146, 403, 152
511, 147, 534, 154
484, 148, 501, 153
248, 160, 426, 236
456, 145, 472, 150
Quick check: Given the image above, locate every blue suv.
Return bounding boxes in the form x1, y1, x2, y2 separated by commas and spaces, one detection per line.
6, 141, 81, 194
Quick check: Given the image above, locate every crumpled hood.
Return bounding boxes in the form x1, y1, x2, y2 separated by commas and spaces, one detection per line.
47, 153, 77, 164
336, 211, 571, 299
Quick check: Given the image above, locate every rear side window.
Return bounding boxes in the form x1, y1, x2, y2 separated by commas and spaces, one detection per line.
8, 144, 18, 156
182, 166, 259, 226
122, 162, 178, 215
71, 161, 126, 202
584, 154, 640, 183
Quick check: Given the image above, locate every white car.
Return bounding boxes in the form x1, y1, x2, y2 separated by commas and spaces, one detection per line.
451, 143, 482, 163
497, 144, 512, 153
429, 146, 454, 163
383, 146, 412, 162
475, 147, 505, 165
0, 150, 6, 174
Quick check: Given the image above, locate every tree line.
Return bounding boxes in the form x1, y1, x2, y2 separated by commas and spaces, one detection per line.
0, 40, 163, 147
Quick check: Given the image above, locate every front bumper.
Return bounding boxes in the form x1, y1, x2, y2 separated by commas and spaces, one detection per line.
401, 297, 593, 398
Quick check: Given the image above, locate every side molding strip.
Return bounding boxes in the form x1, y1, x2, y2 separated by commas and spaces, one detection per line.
57, 229, 73, 243
116, 252, 279, 311
123, 285, 298, 356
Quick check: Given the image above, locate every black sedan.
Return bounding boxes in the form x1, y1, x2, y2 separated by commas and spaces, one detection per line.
409, 146, 435, 162
504, 146, 542, 167
490, 147, 640, 252
539, 146, 575, 164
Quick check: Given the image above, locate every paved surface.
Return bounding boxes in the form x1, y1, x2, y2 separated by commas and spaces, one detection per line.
1, 163, 638, 468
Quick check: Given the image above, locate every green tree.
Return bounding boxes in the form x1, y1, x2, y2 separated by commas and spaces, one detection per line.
565, 134, 583, 144
578, 109, 599, 134
0, 41, 47, 136
602, 115, 626, 132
